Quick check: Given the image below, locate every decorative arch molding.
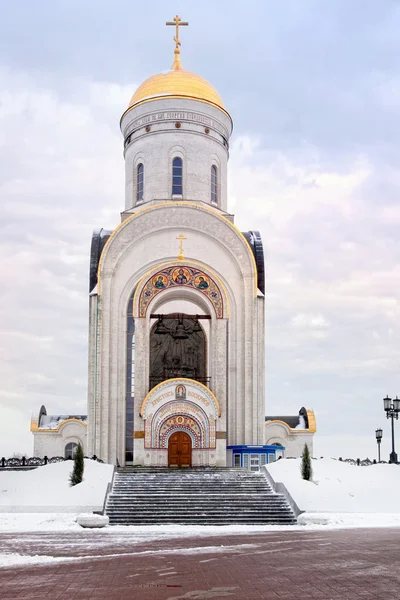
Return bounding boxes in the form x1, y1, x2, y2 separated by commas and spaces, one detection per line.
31, 418, 88, 434
97, 202, 258, 295
141, 379, 219, 451
136, 264, 226, 319
140, 377, 220, 418
155, 408, 208, 449
145, 401, 216, 450
164, 426, 199, 448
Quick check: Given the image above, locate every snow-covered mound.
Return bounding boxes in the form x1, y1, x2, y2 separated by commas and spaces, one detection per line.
267, 458, 400, 513
0, 460, 114, 513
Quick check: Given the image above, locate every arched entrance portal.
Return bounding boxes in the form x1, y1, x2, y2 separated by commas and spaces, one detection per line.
168, 431, 192, 467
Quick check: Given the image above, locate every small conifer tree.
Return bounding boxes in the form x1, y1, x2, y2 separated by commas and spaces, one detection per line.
301, 443, 312, 481
70, 444, 84, 486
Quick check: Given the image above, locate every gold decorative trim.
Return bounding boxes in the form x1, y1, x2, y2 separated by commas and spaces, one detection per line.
306, 409, 317, 433
264, 419, 309, 433
134, 431, 145, 439
140, 377, 220, 418
30, 417, 87, 434
216, 431, 226, 439
97, 202, 257, 296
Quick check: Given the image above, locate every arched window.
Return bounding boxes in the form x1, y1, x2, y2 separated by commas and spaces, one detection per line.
211, 165, 217, 203
65, 442, 78, 459
137, 163, 144, 203
172, 157, 183, 195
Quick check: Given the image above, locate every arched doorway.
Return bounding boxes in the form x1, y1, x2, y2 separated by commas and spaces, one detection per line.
168, 431, 192, 467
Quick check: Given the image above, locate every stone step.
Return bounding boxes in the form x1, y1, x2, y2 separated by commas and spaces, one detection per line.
107, 497, 287, 503
112, 482, 273, 487
112, 490, 273, 494
112, 484, 272, 488
112, 488, 273, 492
108, 496, 286, 502
108, 519, 297, 525
105, 467, 296, 526
113, 478, 270, 482
106, 511, 293, 518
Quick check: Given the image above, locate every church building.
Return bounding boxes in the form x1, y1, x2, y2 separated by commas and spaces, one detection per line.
31, 17, 316, 468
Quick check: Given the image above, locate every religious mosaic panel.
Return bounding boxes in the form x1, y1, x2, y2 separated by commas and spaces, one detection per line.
138, 265, 224, 318
141, 380, 219, 450
159, 415, 202, 448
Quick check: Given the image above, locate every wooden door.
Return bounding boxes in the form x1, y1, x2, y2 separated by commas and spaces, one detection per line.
168, 431, 192, 467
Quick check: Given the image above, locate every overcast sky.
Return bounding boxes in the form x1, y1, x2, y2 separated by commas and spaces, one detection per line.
1, 0, 399, 460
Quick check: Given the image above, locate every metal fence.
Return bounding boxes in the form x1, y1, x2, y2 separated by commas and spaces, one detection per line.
285, 456, 395, 466
0, 455, 103, 468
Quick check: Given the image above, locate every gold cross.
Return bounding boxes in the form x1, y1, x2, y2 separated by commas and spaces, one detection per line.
176, 233, 187, 261
166, 15, 189, 52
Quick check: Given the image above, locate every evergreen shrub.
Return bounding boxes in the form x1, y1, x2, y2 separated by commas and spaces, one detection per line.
301, 443, 312, 481
70, 444, 84, 486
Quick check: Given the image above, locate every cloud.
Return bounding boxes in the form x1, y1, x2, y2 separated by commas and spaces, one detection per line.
1, 2, 400, 460
229, 131, 399, 457
291, 314, 330, 330
0, 68, 134, 454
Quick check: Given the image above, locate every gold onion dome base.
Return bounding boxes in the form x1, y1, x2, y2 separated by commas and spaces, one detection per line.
127, 51, 226, 113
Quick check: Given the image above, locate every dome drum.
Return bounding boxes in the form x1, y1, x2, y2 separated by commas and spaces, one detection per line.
122, 102, 231, 156
121, 96, 231, 211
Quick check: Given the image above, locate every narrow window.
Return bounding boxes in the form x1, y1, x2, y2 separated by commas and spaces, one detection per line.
125, 291, 135, 464
137, 163, 144, 203
172, 157, 183, 195
65, 442, 78, 459
211, 165, 217, 203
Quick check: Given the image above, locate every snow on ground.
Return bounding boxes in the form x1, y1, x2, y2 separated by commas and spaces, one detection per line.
1, 458, 400, 543
0, 460, 114, 512
0, 543, 261, 569
0, 553, 83, 568
268, 457, 400, 513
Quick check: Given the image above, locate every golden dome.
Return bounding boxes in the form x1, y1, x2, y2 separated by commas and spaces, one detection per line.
127, 53, 226, 113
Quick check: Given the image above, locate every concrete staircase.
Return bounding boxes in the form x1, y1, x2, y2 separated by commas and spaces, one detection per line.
105, 467, 297, 525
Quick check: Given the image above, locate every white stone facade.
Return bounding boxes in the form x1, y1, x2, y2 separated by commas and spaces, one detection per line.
32, 420, 87, 458
264, 421, 314, 458
87, 201, 265, 465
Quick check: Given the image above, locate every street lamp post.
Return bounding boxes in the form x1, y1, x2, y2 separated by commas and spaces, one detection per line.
375, 428, 383, 463
383, 396, 400, 463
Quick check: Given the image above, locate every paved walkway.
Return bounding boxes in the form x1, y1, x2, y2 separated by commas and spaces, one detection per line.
1, 528, 400, 599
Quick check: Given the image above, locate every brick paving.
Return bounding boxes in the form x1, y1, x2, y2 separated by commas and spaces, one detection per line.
0, 528, 400, 599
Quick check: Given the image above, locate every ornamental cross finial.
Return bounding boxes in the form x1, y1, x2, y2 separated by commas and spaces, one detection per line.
166, 15, 189, 69
176, 233, 187, 261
